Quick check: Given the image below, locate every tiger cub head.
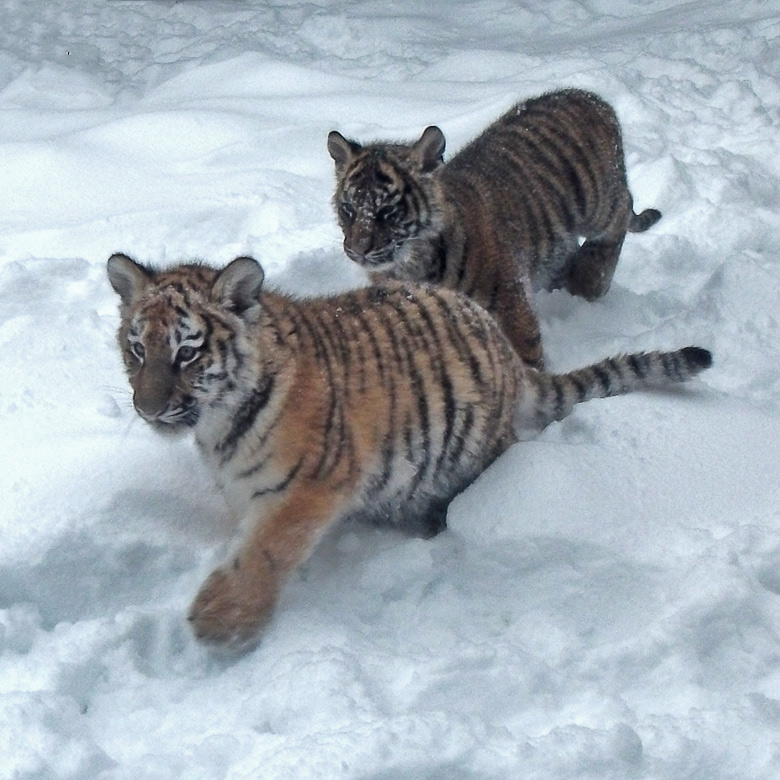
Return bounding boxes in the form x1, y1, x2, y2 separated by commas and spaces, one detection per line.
327, 125, 446, 270
107, 253, 265, 431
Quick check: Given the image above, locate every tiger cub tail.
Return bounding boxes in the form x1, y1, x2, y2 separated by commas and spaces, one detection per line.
521, 346, 712, 429
629, 207, 663, 233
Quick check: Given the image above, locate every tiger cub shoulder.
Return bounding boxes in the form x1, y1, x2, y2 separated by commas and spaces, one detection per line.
328, 88, 661, 368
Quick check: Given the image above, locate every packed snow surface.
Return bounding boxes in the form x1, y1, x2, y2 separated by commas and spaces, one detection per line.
1, 1, 780, 778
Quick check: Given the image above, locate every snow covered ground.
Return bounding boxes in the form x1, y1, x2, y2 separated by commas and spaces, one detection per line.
1, 1, 779, 777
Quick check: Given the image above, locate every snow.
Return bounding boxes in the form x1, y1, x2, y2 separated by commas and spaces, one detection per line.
1, 1, 779, 777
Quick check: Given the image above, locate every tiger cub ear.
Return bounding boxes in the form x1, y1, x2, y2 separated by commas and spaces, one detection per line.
327, 131, 360, 169
213, 256, 265, 316
412, 126, 446, 173
107, 253, 153, 306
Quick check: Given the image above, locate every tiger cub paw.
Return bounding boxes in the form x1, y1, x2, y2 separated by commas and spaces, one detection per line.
188, 556, 278, 647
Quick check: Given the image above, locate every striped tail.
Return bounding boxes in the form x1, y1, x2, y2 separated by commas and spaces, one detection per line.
520, 346, 712, 429
628, 208, 662, 233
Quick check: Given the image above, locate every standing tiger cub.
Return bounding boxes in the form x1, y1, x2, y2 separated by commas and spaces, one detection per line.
108, 253, 709, 649
328, 88, 661, 369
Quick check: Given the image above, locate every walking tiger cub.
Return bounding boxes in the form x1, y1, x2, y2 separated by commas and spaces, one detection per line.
108, 253, 709, 648
328, 88, 661, 369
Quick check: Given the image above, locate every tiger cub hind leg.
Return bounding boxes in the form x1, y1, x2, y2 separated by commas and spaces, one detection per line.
565, 237, 627, 301
564, 198, 662, 301
393, 496, 451, 539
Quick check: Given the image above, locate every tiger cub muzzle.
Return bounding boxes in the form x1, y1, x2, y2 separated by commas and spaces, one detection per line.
130, 358, 199, 429
338, 203, 410, 268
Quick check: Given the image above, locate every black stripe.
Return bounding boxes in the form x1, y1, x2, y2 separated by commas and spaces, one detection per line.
216, 374, 275, 461
445, 404, 475, 470
372, 433, 397, 496
375, 299, 431, 492
299, 309, 344, 479
628, 353, 649, 380
310, 305, 351, 402
251, 459, 303, 499
402, 412, 416, 462
554, 99, 611, 200
398, 293, 468, 473
487, 276, 502, 313
662, 351, 682, 381
553, 380, 566, 420
570, 374, 589, 403
538, 121, 594, 219
681, 346, 712, 372
512, 130, 578, 232
398, 168, 429, 236
368, 313, 401, 495
353, 307, 384, 382
237, 451, 271, 480
607, 357, 625, 391
592, 365, 612, 395
429, 234, 448, 283
456, 232, 470, 288
408, 367, 431, 493
426, 290, 484, 386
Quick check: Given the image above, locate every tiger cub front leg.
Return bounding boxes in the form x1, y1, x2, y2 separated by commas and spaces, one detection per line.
188, 485, 351, 646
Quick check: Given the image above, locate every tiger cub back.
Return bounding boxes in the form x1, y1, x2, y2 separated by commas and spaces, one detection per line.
107, 253, 708, 650
328, 88, 661, 369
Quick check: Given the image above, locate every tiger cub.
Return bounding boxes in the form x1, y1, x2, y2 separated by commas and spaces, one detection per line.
107, 253, 709, 648
328, 88, 661, 369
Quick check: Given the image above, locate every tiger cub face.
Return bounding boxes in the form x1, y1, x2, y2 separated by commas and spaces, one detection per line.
107, 254, 264, 432
327, 126, 445, 270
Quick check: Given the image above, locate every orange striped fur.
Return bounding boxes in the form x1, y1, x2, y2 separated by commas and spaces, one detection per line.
108, 253, 709, 649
